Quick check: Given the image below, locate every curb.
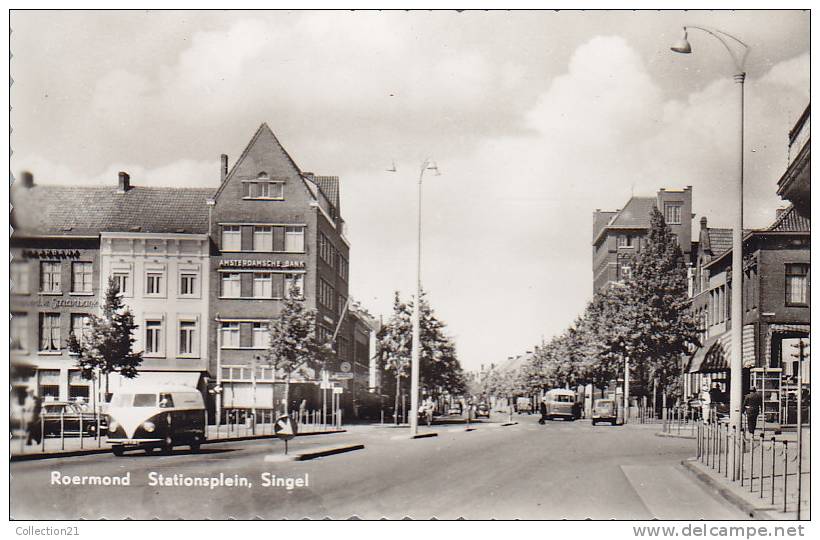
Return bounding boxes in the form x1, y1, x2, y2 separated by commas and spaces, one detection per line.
500, 422, 518, 427
390, 432, 438, 440
264, 443, 365, 462
10, 429, 347, 462
655, 431, 696, 440
680, 459, 776, 520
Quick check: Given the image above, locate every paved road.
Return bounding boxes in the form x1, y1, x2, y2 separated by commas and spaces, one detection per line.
11, 415, 746, 519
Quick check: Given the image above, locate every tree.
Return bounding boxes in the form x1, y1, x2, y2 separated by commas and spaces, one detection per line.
376, 292, 413, 423
265, 281, 325, 415
621, 207, 700, 398
69, 277, 142, 396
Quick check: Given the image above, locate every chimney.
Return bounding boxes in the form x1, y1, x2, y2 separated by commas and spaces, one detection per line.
117, 171, 131, 193
220, 154, 229, 183
700, 216, 708, 230
19, 171, 34, 188
775, 207, 787, 219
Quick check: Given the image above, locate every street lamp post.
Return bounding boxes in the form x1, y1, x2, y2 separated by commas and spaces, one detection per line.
671, 25, 750, 438
409, 159, 439, 437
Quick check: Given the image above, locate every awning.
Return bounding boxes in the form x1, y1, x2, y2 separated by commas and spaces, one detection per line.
688, 335, 720, 373
693, 325, 755, 373
112, 371, 204, 391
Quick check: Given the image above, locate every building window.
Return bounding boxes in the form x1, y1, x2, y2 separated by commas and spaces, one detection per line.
221, 322, 240, 348
338, 295, 347, 316
38, 369, 61, 400
338, 256, 349, 281
785, 263, 809, 306
253, 272, 273, 298
620, 266, 632, 280
40, 261, 61, 293
71, 262, 93, 293
617, 235, 633, 248
146, 272, 164, 296
221, 225, 242, 252
179, 273, 198, 297
11, 313, 27, 351
253, 226, 273, 252
178, 321, 197, 357
285, 226, 305, 253
11, 261, 29, 294
664, 203, 682, 225
70, 314, 93, 347
319, 233, 334, 265
145, 320, 163, 355
243, 180, 284, 200
319, 279, 334, 309
221, 273, 241, 298
284, 273, 304, 299
39, 313, 61, 352
68, 370, 90, 401
252, 322, 270, 349
112, 272, 131, 296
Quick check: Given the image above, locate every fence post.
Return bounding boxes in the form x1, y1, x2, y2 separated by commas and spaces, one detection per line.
739, 429, 744, 486
770, 437, 776, 506
782, 440, 788, 514
759, 432, 765, 498
60, 410, 65, 451
79, 414, 84, 450
748, 434, 754, 489
717, 423, 722, 474
40, 414, 46, 453
731, 426, 737, 481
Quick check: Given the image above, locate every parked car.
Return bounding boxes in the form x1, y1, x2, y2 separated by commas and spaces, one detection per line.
447, 404, 463, 415
542, 389, 582, 421
515, 397, 533, 414
474, 403, 491, 418
591, 399, 619, 426
41, 402, 105, 438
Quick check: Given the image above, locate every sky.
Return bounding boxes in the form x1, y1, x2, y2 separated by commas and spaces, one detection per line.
9, 10, 810, 372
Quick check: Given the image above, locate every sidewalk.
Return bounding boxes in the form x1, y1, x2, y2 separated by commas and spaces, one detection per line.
10, 421, 346, 461
682, 427, 810, 520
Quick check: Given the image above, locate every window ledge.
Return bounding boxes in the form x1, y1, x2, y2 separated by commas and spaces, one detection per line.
176, 355, 201, 359
69, 292, 94, 296
242, 197, 285, 201
38, 292, 63, 296
144, 354, 166, 359
38, 351, 63, 356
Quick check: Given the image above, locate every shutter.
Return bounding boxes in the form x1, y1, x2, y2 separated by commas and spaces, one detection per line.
273, 273, 285, 298
241, 226, 254, 251
240, 322, 253, 348
240, 273, 253, 298
273, 226, 285, 252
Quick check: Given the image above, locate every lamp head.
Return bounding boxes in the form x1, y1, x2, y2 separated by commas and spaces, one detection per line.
670, 28, 692, 54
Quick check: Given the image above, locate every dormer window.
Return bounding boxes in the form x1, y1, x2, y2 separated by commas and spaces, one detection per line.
243, 172, 284, 200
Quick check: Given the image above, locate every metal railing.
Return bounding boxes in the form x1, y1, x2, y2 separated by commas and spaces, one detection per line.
696, 419, 809, 518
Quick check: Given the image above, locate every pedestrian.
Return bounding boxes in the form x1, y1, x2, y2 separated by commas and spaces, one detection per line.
23, 390, 42, 446
742, 386, 762, 434
538, 399, 547, 425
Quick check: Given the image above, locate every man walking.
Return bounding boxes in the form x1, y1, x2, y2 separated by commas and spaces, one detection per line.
742, 387, 762, 434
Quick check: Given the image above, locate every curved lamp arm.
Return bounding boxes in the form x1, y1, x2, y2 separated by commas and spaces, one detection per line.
684, 25, 751, 73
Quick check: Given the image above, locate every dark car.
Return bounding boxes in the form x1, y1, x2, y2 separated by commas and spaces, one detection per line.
41, 402, 105, 438
474, 404, 491, 418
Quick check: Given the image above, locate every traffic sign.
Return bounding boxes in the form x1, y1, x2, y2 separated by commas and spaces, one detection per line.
333, 387, 343, 395
274, 415, 298, 441
340, 361, 351, 373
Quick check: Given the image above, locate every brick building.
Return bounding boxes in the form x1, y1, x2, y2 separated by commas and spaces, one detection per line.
208, 123, 353, 419
685, 104, 810, 426
592, 187, 694, 292
10, 171, 213, 403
